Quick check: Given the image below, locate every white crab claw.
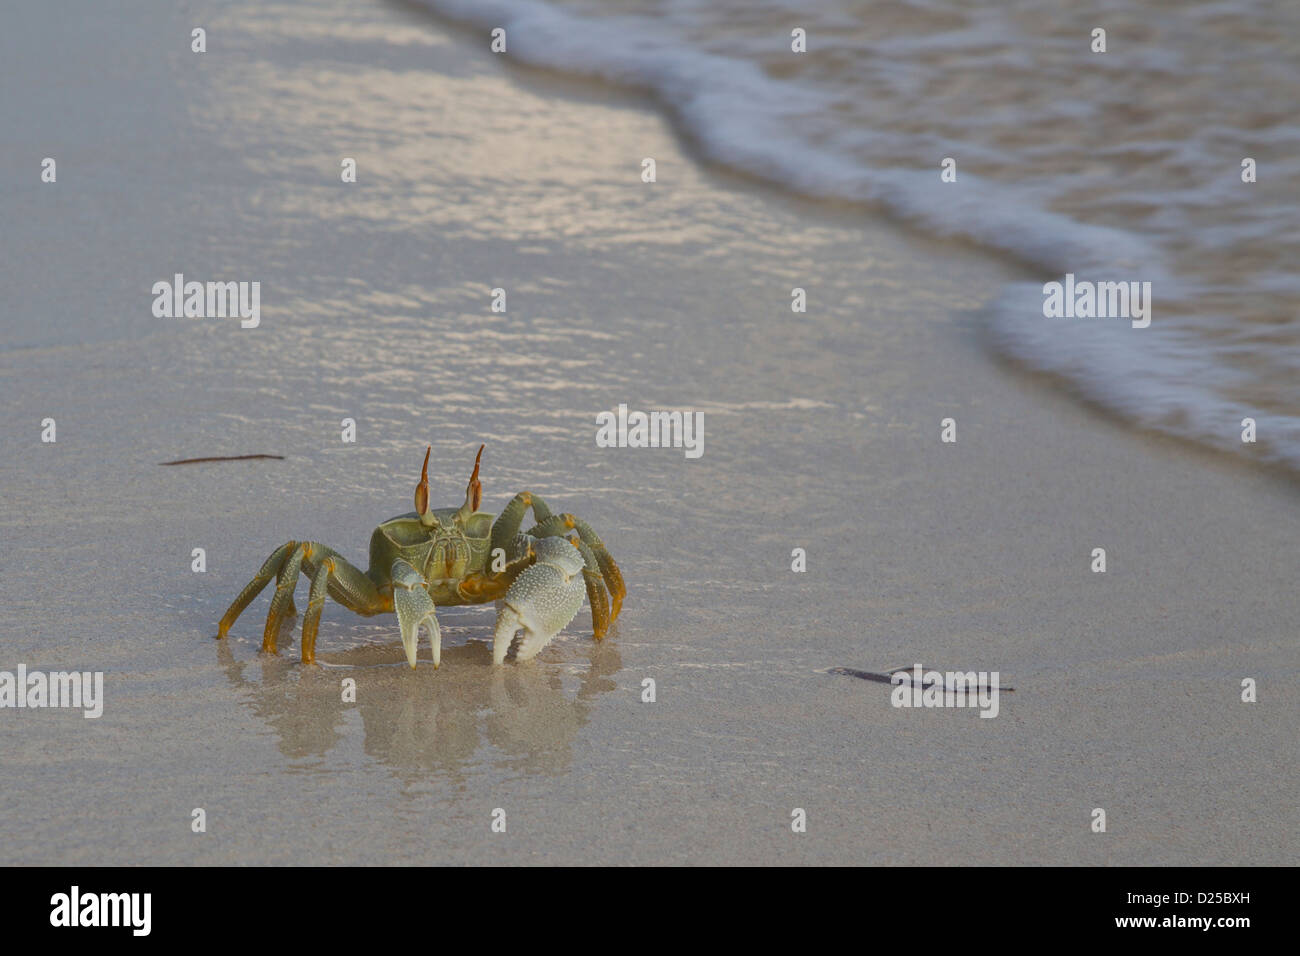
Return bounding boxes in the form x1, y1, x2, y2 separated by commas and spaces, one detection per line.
392, 560, 440, 669
492, 538, 586, 664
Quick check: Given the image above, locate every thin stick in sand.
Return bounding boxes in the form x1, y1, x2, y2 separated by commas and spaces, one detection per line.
159, 454, 285, 466
829, 666, 1014, 692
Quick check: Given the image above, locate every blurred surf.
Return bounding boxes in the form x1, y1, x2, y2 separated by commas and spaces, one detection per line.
415, 0, 1300, 471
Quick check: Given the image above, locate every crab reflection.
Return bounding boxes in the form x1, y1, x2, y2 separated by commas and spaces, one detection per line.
216, 629, 622, 778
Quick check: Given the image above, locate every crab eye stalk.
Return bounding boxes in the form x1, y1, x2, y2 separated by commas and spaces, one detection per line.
415, 446, 431, 516
465, 444, 484, 512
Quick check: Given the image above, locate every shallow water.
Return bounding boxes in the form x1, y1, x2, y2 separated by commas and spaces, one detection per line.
417, 0, 1300, 471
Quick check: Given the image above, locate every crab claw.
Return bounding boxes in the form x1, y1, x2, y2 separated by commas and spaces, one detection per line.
492, 537, 586, 664
392, 559, 441, 668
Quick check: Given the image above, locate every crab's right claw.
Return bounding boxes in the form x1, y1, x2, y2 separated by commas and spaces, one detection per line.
392, 559, 440, 668
492, 537, 586, 664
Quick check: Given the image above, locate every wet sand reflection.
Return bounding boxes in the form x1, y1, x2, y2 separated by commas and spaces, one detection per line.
216, 629, 622, 778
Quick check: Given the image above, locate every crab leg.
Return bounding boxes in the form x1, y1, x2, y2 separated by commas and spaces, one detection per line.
569, 537, 611, 639
275, 551, 299, 617
391, 559, 441, 669
263, 546, 304, 652
296, 549, 391, 663
528, 513, 626, 623
491, 494, 625, 630
489, 491, 553, 556
219, 541, 388, 663
301, 560, 332, 664
306, 545, 389, 616
217, 540, 298, 640
492, 536, 586, 664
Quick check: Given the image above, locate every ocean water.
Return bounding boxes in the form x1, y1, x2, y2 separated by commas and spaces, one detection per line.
417, 0, 1300, 471
2, 0, 1297, 866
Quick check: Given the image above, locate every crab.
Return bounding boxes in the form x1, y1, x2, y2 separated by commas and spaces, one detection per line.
216, 445, 625, 667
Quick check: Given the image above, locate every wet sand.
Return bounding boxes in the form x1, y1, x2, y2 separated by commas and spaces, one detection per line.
0, 0, 1296, 864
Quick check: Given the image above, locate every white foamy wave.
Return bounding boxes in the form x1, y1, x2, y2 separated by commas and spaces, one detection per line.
414, 0, 1300, 472
986, 283, 1294, 464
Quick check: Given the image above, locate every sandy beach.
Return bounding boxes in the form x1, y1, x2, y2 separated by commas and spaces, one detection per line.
0, 0, 1296, 865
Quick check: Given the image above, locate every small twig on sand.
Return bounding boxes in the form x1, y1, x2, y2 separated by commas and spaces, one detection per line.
159, 454, 285, 466
828, 666, 1014, 692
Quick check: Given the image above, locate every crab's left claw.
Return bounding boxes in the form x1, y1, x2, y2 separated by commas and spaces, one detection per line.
392, 559, 441, 668
492, 537, 586, 664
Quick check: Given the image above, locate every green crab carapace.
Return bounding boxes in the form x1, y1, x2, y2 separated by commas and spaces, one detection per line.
216, 445, 625, 667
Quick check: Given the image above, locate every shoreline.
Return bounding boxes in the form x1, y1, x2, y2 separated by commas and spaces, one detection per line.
400, 0, 1300, 481
0, 0, 1295, 865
